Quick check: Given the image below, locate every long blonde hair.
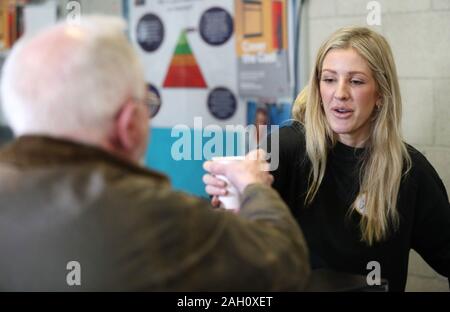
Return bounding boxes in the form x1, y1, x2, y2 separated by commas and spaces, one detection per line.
296, 27, 411, 245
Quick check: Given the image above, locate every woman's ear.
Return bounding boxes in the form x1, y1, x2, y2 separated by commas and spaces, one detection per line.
376, 95, 383, 109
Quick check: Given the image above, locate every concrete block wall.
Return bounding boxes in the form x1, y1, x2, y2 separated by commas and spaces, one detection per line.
304, 0, 449, 291
57, 0, 122, 18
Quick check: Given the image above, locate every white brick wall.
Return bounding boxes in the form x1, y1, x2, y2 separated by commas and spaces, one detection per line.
383, 12, 450, 78
335, 0, 368, 16
308, 16, 379, 66
309, 0, 337, 18
336, 0, 432, 15
305, 0, 450, 292
433, 0, 450, 10
381, 0, 431, 12
435, 79, 450, 147
78, 0, 122, 17
422, 146, 450, 190
400, 79, 434, 145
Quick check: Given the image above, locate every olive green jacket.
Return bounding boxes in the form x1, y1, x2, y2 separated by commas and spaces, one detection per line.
0, 136, 310, 291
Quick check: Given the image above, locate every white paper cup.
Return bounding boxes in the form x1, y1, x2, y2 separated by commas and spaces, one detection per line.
211, 156, 245, 210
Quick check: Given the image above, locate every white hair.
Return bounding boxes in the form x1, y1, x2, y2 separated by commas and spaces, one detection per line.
0, 15, 145, 141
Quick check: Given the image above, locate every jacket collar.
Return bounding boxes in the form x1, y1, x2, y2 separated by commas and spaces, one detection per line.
0, 135, 170, 185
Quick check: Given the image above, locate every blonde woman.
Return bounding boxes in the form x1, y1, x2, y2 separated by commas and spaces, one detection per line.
204, 26, 449, 291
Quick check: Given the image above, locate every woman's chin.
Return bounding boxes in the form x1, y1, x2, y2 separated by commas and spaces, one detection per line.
329, 125, 352, 135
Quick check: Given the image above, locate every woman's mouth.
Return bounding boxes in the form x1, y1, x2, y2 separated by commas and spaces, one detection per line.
332, 107, 354, 119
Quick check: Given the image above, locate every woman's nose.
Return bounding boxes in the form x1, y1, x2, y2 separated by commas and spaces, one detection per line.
334, 80, 350, 100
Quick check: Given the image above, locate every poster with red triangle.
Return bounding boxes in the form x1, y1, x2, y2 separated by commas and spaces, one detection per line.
163, 30, 207, 88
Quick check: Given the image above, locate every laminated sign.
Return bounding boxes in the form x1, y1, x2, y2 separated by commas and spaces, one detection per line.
235, 0, 291, 98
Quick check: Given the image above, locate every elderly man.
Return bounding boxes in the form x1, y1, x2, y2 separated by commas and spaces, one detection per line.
0, 16, 309, 291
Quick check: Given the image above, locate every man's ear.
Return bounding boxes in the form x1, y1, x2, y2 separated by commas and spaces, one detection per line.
115, 100, 141, 157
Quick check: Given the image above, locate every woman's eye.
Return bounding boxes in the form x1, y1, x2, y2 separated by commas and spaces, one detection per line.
322, 78, 335, 83
351, 80, 364, 85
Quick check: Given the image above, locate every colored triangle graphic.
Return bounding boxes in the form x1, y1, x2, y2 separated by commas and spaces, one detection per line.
163, 30, 208, 88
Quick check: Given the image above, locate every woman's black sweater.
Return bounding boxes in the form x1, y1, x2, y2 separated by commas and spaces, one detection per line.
270, 123, 450, 291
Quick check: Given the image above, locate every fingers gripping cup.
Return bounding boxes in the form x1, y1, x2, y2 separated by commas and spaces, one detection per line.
211, 156, 245, 210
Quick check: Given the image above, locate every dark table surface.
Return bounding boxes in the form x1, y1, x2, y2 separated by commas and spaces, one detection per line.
305, 269, 389, 292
